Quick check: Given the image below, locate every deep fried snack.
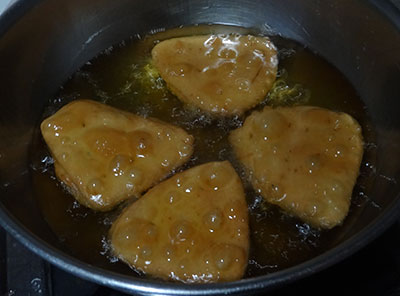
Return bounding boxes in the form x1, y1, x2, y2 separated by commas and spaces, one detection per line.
152, 34, 278, 116
41, 99, 193, 211
229, 106, 363, 229
110, 161, 249, 283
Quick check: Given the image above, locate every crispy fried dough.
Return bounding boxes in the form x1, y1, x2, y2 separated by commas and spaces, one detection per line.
229, 106, 363, 229
41, 100, 193, 211
110, 161, 249, 283
152, 34, 278, 116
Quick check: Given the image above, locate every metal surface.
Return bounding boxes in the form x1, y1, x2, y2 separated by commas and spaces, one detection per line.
393, 0, 400, 10
1, 221, 400, 295
0, 0, 399, 295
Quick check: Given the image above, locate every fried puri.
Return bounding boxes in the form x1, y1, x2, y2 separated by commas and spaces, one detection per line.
109, 161, 249, 283
152, 34, 278, 116
40, 100, 194, 211
229, 106, 363, 229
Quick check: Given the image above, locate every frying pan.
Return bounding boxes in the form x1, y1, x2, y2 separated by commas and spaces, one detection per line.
0, 0, 400, 295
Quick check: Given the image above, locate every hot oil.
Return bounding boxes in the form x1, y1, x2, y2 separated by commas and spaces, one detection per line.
31, 25, 376, 279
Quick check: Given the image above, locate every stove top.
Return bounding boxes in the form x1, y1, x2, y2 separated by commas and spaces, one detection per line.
0, 220, 399, 296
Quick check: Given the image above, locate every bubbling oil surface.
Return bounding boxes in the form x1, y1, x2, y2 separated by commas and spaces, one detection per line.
30, 25, 376, 279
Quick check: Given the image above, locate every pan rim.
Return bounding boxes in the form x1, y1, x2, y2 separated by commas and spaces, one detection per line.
0, 197, 399, 295
0, 0, 400, 294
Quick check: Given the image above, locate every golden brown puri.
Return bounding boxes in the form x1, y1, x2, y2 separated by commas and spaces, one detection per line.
109, 161, 249, 283
152, 34, 278, 116
229, 106, 364, 229
40, 100, 194, 211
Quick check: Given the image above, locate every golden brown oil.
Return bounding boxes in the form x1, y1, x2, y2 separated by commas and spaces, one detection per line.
30, 25, 377, 279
